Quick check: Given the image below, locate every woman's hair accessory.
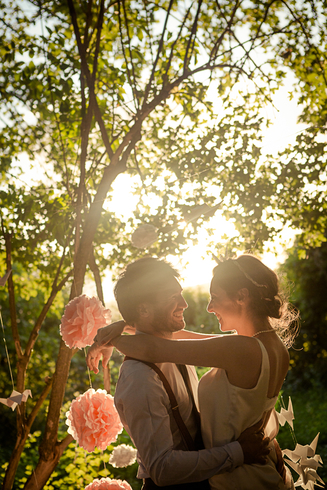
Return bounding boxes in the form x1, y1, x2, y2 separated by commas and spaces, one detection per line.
212, 253, 267, 289
231, 260, 267, 289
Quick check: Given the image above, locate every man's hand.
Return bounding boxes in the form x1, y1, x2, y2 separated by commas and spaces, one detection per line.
237, 420, 270, 465
86, 342, 113, 374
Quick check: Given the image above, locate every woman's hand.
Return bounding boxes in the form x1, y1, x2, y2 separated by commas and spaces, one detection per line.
87, 321, 135, 373
93, 320, 131, 346
86, 342, 113, 374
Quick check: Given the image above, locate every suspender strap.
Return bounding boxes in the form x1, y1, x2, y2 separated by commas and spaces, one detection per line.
124, 356, 196, 451
177, 364, 201, 427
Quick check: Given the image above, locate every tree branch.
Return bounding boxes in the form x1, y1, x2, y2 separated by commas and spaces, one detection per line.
3, 232, 22, 360
57, 433, 74, 455
83, 0, 94, 51
66, 0, 114, 160
280, 0, 327, 87
183, 0, 203, 74
26, 377, 53, 431
91, 0, 105, 85
25, 268, 74, 359
143, 0, 175, 106
164, 2, 193, 82
210, 0, 240, 60
121, 0, 139, 109
88, 246, 104, 305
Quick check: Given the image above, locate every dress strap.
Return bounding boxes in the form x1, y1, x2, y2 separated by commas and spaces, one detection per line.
253, 338, 271, 392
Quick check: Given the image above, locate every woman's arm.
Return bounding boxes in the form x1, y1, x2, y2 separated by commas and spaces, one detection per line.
111, 333, 261, 377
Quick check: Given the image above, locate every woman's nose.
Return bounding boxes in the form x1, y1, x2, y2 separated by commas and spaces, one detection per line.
180, 295, 188, 309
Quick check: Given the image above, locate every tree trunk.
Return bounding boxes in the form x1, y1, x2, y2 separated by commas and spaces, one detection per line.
20, 164, 123, 489
2, 433, 31, 490
23, 435, 73, 490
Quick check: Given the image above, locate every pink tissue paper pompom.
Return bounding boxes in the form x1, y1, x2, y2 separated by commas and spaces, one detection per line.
85, 478, 132, 490
66, 389, 123, 452
60, 294, 111, 349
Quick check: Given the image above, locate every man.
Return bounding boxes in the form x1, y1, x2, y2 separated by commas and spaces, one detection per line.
87, 257, 269, 489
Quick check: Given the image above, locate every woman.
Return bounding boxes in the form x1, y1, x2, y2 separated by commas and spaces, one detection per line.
93, 255, 297, 489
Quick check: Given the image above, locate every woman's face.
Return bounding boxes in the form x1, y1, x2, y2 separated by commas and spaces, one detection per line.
207, 281, 241, 332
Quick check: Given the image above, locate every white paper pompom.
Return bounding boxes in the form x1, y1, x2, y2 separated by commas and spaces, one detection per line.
131, 224, 158, 249
109, 444, 137, 468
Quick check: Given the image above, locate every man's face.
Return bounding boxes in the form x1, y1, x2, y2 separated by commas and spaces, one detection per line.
149, 276, 188, 338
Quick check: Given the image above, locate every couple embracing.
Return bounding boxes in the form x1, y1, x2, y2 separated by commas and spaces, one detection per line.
87, 255, 296, 490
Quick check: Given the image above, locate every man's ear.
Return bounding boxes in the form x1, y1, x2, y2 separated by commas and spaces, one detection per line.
137, 302, 153, 319
236, 288, 249, 305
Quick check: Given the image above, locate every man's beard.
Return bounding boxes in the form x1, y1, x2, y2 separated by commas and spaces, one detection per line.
152, 307, 171, 331
151, 306, 184, 333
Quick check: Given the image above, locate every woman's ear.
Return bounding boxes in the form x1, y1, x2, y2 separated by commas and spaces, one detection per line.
236, 288, 249, 305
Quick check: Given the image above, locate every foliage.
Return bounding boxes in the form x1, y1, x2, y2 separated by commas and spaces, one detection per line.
1, 0, 327, 488
279, 239, 327, 390
0, 430, 141, 490
183, 286, 220, 334
258, 0, 327, 248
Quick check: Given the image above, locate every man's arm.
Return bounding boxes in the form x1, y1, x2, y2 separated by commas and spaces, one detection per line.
115, 362, 245, 486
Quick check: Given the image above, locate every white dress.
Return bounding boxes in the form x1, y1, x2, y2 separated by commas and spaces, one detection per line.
198, 339, 294, 490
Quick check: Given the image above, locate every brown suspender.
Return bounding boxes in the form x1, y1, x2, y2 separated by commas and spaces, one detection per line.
124, 356, 197, 451
176, 364, 202, 429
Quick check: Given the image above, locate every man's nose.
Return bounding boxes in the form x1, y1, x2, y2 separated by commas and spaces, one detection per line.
207, 300, 213, 313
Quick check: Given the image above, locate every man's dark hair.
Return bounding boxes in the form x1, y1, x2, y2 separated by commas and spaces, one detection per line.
114, 257, 180, 325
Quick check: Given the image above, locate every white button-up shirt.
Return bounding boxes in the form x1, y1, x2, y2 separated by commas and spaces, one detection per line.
114, 359, 243, 486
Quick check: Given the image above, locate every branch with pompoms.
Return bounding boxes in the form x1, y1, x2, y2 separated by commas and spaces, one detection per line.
59, 294, 138, 488
131, 201, 222, 250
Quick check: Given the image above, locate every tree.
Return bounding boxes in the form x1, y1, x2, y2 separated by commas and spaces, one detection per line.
233, 0, 327, 250
280, 238, 327, 390
0, 0, 317, 488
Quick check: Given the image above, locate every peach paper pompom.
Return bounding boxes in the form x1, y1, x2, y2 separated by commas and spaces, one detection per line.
66, 389, 123, 452
60, 295, 111, 349
85, 478, 132, 490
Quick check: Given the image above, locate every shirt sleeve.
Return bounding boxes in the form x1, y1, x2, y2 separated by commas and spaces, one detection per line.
114, 365, 244, 486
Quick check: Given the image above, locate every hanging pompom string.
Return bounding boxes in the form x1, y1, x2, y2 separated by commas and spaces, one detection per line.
84, 347, 93, 389
0, 308, 15, 391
